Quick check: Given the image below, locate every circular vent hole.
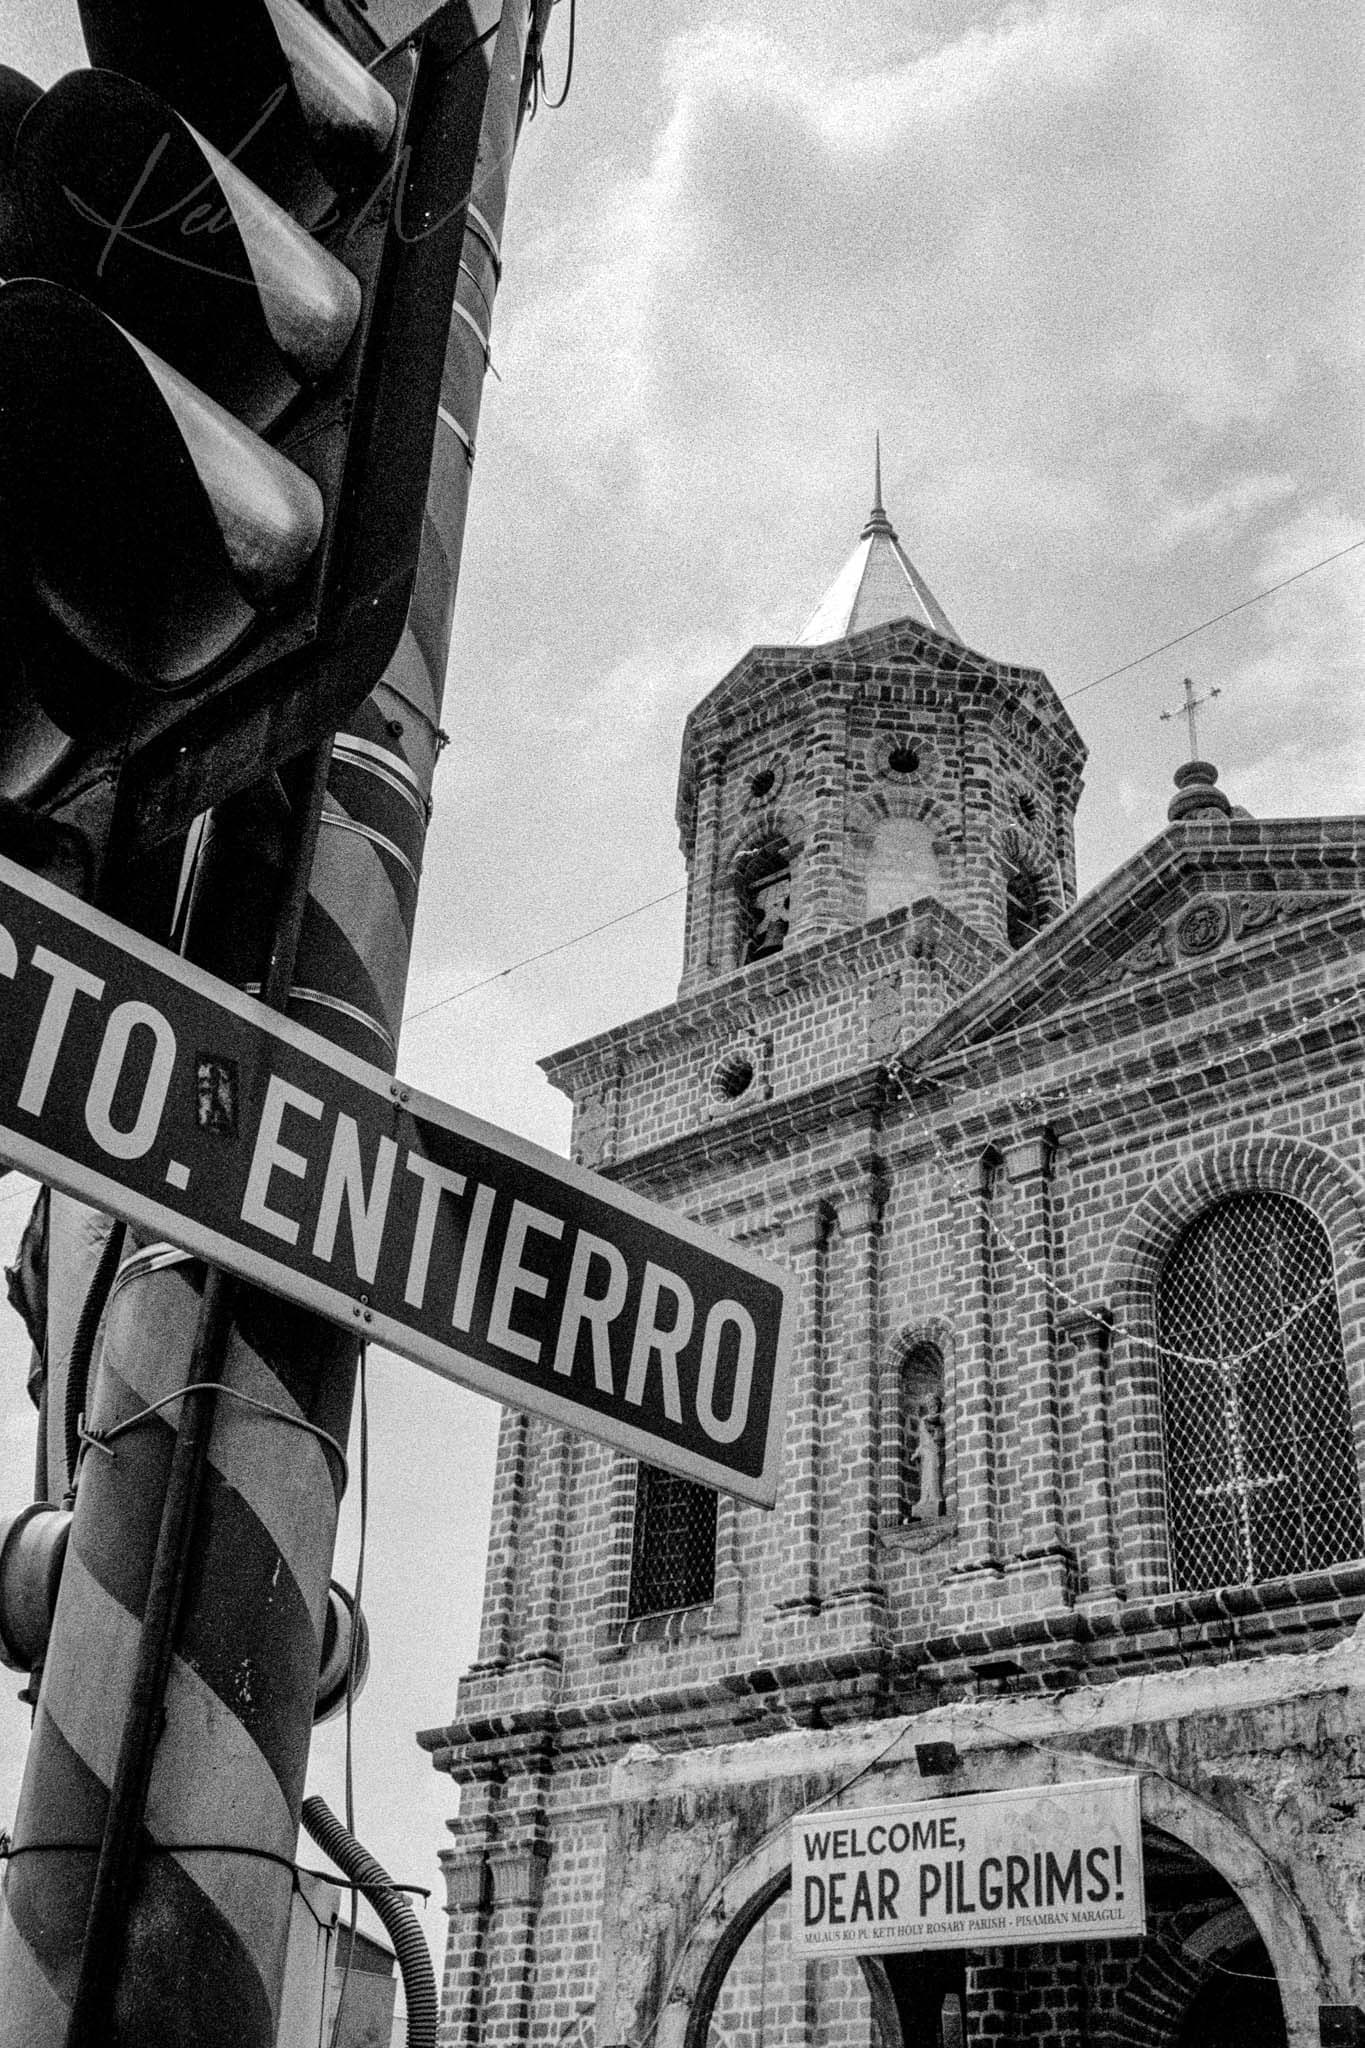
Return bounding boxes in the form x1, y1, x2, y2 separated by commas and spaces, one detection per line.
750, 767, 777, 799
887, 743, 919, 776
711, 1051, 756, 1101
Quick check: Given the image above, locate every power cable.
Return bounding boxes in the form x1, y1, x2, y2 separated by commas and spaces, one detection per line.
1060, 533, 1365, 702
400, 532, 1365, 1026
327, 1343, 370, 2048
402, 885, 685, 1024
537, 0, 576, 110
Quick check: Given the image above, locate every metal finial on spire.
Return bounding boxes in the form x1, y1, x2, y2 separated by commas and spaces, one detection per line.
863, 432, 894, 538
796, 450, 959, 644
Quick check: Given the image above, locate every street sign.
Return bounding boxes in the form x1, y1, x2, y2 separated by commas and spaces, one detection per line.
792, 1778, 1146, 1955
0, 856, 796, 1505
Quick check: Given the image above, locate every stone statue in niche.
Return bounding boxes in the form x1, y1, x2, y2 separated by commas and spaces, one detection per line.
573, 1082, 615, 1167
904, 1381, 946, 1521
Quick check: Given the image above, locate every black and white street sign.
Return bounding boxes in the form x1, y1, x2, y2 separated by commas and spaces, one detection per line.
792, 1779, 1145, 1954
0, 855, 796, 1504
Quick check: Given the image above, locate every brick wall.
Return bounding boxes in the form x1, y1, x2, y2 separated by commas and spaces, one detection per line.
672, 620, 1084, 993
426, 712, 1365, 2048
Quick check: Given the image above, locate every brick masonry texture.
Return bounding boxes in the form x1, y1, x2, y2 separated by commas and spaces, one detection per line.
420, 615, 1365, 2046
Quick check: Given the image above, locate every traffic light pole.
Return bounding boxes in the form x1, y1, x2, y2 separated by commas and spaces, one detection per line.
64, 744, 332, 2045
0, 0, 546, 2037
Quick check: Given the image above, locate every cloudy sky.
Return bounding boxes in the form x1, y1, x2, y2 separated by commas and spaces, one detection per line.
2, 0, 1363, 1991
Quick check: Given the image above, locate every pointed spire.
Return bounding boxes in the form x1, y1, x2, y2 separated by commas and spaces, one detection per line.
862, 431, 894, 539
795, 444, 959, 646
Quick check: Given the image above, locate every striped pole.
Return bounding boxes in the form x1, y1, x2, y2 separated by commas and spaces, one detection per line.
0, 0, 545, 2036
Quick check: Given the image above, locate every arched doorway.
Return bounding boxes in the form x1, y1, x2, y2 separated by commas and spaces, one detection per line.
681, 1824, 1291, 2048
1176, 1942, 1284, 2048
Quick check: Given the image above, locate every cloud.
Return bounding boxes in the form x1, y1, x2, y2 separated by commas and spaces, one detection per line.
1217, 508, 1365, 816
1143, 473, 1301, 558
496, 0, 1358, 645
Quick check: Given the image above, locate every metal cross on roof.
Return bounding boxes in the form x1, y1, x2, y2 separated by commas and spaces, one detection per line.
1160, 675, 1222, 760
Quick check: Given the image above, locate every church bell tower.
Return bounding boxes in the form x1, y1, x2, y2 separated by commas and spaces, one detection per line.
676, 453, 1086, 993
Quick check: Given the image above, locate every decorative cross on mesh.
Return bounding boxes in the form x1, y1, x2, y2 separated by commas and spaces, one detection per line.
1155, 1193, 1363, 1591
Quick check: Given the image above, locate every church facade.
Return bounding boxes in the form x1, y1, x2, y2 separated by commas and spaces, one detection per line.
419, 487, 1365, 2047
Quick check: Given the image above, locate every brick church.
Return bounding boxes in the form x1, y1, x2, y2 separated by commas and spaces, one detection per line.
419, 474, 1365, 2046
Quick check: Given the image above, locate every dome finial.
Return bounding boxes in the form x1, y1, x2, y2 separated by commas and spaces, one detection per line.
1160, 677, 1232, 821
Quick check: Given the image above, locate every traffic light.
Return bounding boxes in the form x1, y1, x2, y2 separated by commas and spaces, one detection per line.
0, 0, 496, 899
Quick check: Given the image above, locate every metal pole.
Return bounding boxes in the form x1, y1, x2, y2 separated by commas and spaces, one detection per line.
0, 5, 545, 2039
63, 746, 331, 2046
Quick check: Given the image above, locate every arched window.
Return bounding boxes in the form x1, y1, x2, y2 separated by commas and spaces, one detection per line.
1156, 1193, 1363, 1592
628, 1465, 716, 1617
900, 1346, 947, 1523
740, 849, 791, 963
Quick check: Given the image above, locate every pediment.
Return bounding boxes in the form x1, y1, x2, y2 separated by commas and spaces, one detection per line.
1083, 885, 1351, 994
906, 821, 1365, 1067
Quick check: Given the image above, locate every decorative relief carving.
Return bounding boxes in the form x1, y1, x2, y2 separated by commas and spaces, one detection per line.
787, 1204, 832, 1256
488, 1836, 552, 1909
1232, 890, 1344, 940
1017, 882, 1349, 1010
1175, 898, 1230, 956
867, 974, 903, 1059
1120, 928, 1173, 979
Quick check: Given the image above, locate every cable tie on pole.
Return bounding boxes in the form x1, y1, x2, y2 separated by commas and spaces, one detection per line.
81, 1384, 349, 1490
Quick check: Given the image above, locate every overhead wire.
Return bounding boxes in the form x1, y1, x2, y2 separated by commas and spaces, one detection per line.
326, 1343, 371, 2048
399, 530, 1365, 1029
1059, 532, 1365, 703
402, 884, 686, 1023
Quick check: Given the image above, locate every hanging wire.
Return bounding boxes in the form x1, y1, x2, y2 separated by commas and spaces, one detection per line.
0, 1836, 430, 1899
393, 531, 1365, 1030
610, 1716, 921, 2048
884, 992, 1361, 1368
1060, 533, 1365, 703
537, 0, 577, 111
403, 885, 685, 1024
327, 1344, 371, 2048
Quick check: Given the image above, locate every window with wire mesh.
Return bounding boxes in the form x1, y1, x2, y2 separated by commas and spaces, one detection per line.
1155, 1192, 1364, 1593
627, 1464, 717, 1618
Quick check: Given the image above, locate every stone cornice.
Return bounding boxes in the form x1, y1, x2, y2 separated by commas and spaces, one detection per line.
602, 1069, 888, 1205
896, 895, 1365, 1118
418, 1645, 893, 1779
540, 915, 1363, 1218
675, 620, 1084, 842
899, 819, 1365, 1078
420, 1571, 1365, 1785
540, 900, 1002, 1097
